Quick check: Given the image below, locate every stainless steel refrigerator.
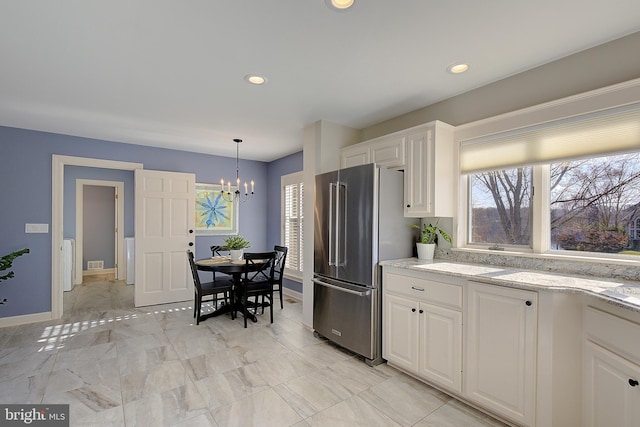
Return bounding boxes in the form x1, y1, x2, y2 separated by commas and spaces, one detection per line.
313, 163, 416, 365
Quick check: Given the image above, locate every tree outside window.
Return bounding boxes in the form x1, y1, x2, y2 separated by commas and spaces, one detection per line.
550, 152, 640, 254
468, 152, 640, 256
469, 167, 532, 246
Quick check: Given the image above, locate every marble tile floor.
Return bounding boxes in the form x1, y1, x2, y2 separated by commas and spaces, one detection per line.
0, 279, 509, 427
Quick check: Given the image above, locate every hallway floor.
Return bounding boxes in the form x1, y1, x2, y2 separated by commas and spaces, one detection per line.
0, 279, 508, 426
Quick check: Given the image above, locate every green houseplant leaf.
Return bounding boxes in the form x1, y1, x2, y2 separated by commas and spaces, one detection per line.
222, 235, 251, 250
0, 248, 30, 282
410, 222, 452, 245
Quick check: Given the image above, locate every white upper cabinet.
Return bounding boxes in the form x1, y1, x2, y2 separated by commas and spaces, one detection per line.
340, 120, 455, 218
404, 121, 455, 218
370, 135, 406, 168
341, 143, 370, 168
340, 134, 406, 169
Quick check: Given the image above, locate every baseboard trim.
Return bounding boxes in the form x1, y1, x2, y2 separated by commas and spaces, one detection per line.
83, 268, 116, 277
0, 311, 53, 328
283, 287, 302, 302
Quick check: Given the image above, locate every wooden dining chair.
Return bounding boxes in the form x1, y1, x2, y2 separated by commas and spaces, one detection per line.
187, 251, 234, 325
239, 251, 276, 328
210, 245, 232, 283
272, 245, 288, 309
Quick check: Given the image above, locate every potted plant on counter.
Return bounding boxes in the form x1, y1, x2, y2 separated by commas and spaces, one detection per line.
222, 235, 251, 261
410, 222, 452, 260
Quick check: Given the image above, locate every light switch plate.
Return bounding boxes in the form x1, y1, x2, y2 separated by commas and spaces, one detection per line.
25, 223, 49, 233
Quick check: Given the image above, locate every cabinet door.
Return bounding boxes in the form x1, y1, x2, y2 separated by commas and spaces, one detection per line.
418, 302, 462, 392
584, 341, 640, 427
341, 145, 370, 168
383, 293, 419, 372
465, 282, 537, 426
371, 136, 405, 168
404, 129, 432, 217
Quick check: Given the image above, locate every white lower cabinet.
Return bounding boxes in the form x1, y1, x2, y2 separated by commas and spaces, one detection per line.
383, 268, 463, 392
465, 281, 538, 427
583, 342, 640, 427
583, 306, 640, 427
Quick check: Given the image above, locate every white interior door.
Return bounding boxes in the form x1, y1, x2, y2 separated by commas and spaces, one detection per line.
135, 169, 195, 307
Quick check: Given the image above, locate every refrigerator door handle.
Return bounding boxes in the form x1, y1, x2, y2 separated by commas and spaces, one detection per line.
328, 182, 335, 266
337, 182, 347, 267
335, 181, 341, 267
313, 278, 370, 296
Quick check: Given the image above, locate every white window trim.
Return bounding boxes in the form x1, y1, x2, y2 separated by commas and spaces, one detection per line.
455, 77, 640, 265
281, 171, 304, 278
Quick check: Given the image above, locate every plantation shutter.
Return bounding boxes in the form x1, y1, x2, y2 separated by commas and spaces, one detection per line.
282, 172, 304, 277
460, 103, 640, 173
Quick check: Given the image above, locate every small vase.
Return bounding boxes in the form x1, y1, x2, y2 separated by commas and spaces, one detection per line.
416, 243, 436, 260
229, 249, 244, 261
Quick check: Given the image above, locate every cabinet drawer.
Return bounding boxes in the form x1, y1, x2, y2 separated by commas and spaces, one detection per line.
584, 306, 640, 363
385, 272, 462, 309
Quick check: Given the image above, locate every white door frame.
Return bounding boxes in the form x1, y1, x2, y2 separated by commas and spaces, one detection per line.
52, 155, 143, 319
75, 179, 125, 284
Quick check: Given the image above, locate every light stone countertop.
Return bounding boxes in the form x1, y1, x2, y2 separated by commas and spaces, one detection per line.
380, 258, 640, 313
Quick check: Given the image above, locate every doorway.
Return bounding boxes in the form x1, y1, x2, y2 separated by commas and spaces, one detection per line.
74, 180, 124, 286
52, 155, 143, 319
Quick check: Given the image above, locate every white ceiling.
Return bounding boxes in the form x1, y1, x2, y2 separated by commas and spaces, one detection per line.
1, 1, 639, 162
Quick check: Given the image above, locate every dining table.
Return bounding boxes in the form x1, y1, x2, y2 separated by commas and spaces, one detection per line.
195, 256, 262, 323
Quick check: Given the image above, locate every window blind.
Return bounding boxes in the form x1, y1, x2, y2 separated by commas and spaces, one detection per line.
282, 172, 304, 276
460, 103, 640, 173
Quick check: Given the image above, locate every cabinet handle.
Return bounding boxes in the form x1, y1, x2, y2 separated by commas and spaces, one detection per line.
525, 300, 532, 306
419, 309, 424, 314
406, 204, 411, 208
411, 308, 416, 312
411, 286, 425, 292
188, 242, 194, 247
630, 379, 639, 387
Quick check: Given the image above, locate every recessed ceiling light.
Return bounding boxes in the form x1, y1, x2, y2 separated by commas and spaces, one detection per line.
447, 63, 470, 74
244, 74, 267, 85
325, 0, 355, 11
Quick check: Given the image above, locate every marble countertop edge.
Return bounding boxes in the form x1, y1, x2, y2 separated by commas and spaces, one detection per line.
380, 258, 640, 313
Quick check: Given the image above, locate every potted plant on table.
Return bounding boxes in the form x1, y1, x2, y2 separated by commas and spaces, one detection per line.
410, 222, 452, 260
222, 235, 251, 261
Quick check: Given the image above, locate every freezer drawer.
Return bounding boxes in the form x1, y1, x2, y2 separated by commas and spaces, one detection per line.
313, 277, 379, 362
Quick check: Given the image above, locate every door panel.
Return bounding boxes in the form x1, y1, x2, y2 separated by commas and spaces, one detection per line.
314, 170, 338, 279
383, 293, 418, 371
135, 169, 195, 307
313, 279, 375, 359
337, 164, 375, 286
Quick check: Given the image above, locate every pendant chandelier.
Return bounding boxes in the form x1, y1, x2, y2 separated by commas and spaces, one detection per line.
220, 138, 254, 203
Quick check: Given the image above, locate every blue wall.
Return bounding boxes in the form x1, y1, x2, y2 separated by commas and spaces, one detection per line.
266, 151, 304, 293
0, 126, 303, 318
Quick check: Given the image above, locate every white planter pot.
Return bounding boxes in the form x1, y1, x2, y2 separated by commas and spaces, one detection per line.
416, 243, 436, 260
229, 249, 244, 261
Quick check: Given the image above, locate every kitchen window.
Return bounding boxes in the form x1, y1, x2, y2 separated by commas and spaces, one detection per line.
550, 152, 640, 255
468, 167, 533, 248
461, 104, 640, 260
281, 172, 304, 278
